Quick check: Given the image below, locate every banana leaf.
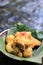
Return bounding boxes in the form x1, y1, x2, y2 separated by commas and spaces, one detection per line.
0, 23, 43, 64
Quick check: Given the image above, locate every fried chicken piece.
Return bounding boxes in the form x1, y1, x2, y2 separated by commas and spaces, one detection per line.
6, 35, 14, 52
32, 37, 41, 46
14, 32, 32, 50
14, 37, 31, 51
6, 31, 41, 57
6, 43, 13, 53
29, 37, 41, 48
6, 35, 14, 43
14, 32, 41, 50
14, 32, 32, 39
23, 47, 32, 57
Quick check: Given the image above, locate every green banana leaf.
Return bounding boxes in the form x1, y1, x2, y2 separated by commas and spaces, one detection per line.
0, 23, 43, 64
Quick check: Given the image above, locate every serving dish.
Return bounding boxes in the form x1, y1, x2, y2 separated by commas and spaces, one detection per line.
0, 23, 43, 64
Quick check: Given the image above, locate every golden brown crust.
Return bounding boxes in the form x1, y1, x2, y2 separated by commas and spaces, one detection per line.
6, 32, 41, 57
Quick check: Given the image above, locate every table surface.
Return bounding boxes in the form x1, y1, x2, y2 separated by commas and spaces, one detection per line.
0, 52, 41, 65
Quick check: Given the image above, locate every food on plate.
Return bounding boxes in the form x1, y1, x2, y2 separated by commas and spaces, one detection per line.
23, 47, 32, 57
6, 35, 14, 52
6, 32, 41, 57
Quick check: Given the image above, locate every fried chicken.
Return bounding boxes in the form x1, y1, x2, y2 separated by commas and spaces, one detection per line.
6, 32, 41, 57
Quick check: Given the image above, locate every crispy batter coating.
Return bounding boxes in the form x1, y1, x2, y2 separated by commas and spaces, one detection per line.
23, 47, 32, 57
6, 32, 41, 57
14, 32, 41, 49
6, 35, 14, 52
6, 35, 14, 43
6, 43, 13, 52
